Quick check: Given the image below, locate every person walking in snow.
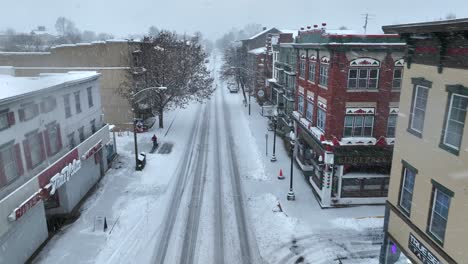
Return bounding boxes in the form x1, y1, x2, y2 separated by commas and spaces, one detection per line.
151, 134, 158, 149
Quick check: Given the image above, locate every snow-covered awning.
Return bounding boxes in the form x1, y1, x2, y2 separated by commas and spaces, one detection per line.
248, 47, 266, 55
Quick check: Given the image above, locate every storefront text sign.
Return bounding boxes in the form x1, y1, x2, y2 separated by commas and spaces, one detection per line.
82, 141, 102, 160
49, 159, 81, 195
8, 191, 42, 221
408, 233, 440, 264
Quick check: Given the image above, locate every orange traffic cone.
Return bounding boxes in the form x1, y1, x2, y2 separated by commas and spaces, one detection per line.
278, 169, 285, 180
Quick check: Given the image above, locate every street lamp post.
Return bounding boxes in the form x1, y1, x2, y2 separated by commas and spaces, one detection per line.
270, 111, 278, 162
287, 126, 296, 201
131, 86, 167, 170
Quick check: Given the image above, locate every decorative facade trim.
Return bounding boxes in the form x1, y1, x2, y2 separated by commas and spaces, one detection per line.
298, 86, 305, 95
345, 107, 375, 115
394, 58, 404, 67
320, 56, 330, 64
389, 107, 399, 114
349, 58, 380, 67
310, 55, 317, 61
318, 101, 327, 110
307, 91, 314, 101
300, 54, 306, 59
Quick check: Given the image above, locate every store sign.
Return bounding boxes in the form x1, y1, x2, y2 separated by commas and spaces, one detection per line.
8, 149, 80, 222
82, 141, 102, 160
408, 233, 440, 264
49, 159, 81, 195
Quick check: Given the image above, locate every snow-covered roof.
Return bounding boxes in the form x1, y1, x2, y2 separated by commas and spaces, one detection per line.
244, 27, 278, 40
31, 30, 54, 36
0, 71, 100, 103
325, 29, 358, 35
248, 47, 267, 55
279, 29, 298, 38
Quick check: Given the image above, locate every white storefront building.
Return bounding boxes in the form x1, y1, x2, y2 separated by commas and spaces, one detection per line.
0, 70, 115, 263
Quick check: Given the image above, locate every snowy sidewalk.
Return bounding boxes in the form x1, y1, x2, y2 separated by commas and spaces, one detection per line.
33, 105, 200, 264
222, 88, 385, 263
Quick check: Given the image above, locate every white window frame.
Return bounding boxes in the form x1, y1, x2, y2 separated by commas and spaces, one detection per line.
343, 115, 374, 137
429, 188, 451, 242
299, 60, 306, 79
74, 91, 82, 114
297, 95, 304, 114
399, 168, 415, 214
387, 114, 398, 137
319, 64, 328, 87
317, 108, 326, 131
0, 144, 18, 184
87, 87, 94, 108
23, 103, 38, 121
0, 112, 8, 130
29, 133, 43, 168
64, 94, 71, 118
308, 63, 316, 83
306, 100, 313, 121
443, 93, 468, 151
347, 68, 379, 90
47, 124, 60, 155
392, 68, 403, 89
410, 85, 429, 133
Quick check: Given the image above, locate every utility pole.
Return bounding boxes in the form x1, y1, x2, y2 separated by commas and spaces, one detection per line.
362, 13, 375, 34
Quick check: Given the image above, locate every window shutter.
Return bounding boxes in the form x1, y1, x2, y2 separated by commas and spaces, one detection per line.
23, 139, 33, 170
14, 143, 24, 176
43, 130, 51, 156
7, 112, 15, 126
18, 109, 25, 122
40, 101, 46, 113
56, 125, 63, 150
0, 154, 6, 187
38, 134, 46, 161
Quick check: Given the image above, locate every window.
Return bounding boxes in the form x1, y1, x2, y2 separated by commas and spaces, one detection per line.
0, 144, 21, 184
40, 96, 56, 113
287, 75, 295, 90
78, 127, 85, 142
19, 103, 39, 121
46, 124, 61, 155
387, 114, 398, 138
348, 68, 379, 90
319, 64, 328, 87
91, 119, 96, 134
308, 63, 316, 82
299, 60, 305, 79
27, 132, 44, 168
442, 94, 467, 152
68, 132, 76, 150
409, 85, 429, 135
297, 95, 304, 114
74, 91, 82, 114
343, 115, 374, 137
306, 100, 313, 121
87, 87, 94, 107
341, 177, 389, 197
0, 112, 9, 130
393, 68, 403, 89
428, 184, 452, 243
399, 166, 416, 215
63, 94, 71, 118
317, 108, 326, 131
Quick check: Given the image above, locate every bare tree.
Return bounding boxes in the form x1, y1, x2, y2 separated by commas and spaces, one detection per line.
148, 26, 160, 37
97, 32, 114, 41
81, 30, 97, 42
220, 45, 254, 103
55, 17, 67, 36
54, 17, 81, 44
120, 30, 214, 128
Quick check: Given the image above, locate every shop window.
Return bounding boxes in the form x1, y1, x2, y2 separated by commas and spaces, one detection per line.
308, 63, 316, 82
297, 95, 304, 114
343, 115, 374, 137
398, 162, 416, 216
63, 94, 72, 118
347, 68, 379, 90
319, 64, 328, 87
341, 177, 389, 197
74, 91, 82, 114
440, 93, 467, 154
87, 87, 94, 108
387, 114, 398, 138
317, 108, 326, 131
306, 101, 313, 121
408, 85, 430, 137
392, 68, 403, 89
428, 180, 453, 245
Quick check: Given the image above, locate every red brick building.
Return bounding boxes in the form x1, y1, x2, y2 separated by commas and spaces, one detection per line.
291, 27, 406, 207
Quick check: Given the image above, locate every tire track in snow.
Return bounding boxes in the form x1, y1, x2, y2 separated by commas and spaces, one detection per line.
151, 104, 205, 264
179, 103, 211, 264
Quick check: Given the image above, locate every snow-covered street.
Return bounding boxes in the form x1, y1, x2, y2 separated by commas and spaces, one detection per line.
32, 53, 385, 264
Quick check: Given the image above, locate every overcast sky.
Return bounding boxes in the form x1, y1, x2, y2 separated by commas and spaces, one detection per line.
3, 0, 468, 40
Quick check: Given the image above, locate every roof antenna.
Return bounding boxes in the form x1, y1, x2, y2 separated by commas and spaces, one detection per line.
361, 13, 375, 34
